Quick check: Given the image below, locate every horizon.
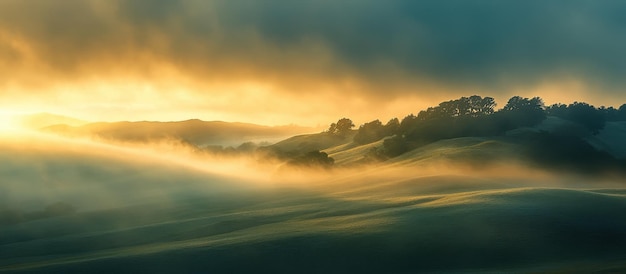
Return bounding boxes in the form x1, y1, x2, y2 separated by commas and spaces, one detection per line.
3, 1, 626, 272
2, 1, 626, 126
4, 93, 626, 131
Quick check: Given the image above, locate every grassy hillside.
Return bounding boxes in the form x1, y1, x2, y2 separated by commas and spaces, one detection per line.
324, 139, 384, 166
388, 137, 519, 167
4, 111, 626, 272
267, 131, 355, 157
269, 116, 626, 175
4, 186, 626, 273
2, 133, 626, 273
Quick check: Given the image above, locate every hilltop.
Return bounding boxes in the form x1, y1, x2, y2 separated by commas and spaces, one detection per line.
32, 95, 626, 176
263, 95, 626, 176
17, 112, 90, 129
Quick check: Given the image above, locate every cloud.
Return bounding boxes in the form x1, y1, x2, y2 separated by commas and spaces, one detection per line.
0, 132, 268, 212
1, 0, 625, 124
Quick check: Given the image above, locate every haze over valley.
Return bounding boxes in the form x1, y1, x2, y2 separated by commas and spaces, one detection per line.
2, 1, 626, 273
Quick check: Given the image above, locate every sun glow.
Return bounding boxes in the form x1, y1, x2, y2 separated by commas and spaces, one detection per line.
0, 110, 24, 133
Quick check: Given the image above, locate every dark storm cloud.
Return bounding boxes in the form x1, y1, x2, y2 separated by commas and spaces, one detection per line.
1, 0, 625, 101
219, 0, 626, 88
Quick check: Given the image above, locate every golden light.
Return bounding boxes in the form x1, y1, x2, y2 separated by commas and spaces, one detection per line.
0, 110, 23, 133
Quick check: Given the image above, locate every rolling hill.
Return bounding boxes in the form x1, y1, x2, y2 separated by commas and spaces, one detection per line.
265, 116, 626, 174
2, 132, 626, 273
17, 113, 89, 129
3, 112, 626, 273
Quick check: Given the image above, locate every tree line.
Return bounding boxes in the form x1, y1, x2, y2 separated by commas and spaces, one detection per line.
267, 95, 626, 173
323, 95, 626, 167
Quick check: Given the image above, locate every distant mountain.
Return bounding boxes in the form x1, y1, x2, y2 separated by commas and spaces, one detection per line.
43, 119, 318, 146
18, 113, 89, 129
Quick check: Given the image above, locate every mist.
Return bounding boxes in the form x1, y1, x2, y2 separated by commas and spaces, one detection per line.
2, 123, 623, 212
1, 128, 625, 272
3, 93, 626, 274
4, 0, 626, 271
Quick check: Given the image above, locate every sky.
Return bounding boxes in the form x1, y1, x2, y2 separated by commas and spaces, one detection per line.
1, 0, 626, 126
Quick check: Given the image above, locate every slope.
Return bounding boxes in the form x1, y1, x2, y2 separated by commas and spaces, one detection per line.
2, 133, 626, 273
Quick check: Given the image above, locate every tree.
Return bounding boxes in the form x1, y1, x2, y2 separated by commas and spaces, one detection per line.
417, 107, 437, 121
399, 114, 417, 134
546, 102, 606, 135
502, 96, 544, 112
353, 118, 401, 145
237, 142, 258, 151
288, 151, 334, 168
618, 104, 626, 121
326, 118, 355, 135
546, 103, 568, 117
415, 95, 496, 121
499, 96, 546, 128
599, 106, 619, 121
334, 118, 355, 135
384, 118, 400, 136
353, 120, 384, 144
470, 96, 496, 116
326, 123, 337, 134
382, 135, 410, 157
565, 102, 605, 135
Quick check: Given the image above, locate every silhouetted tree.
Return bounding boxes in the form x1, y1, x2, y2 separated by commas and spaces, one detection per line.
618, 104, 626, 121
498, 96, 546, 128
470, 96, 497, 116
335, 94, 626, 165
502, 96, 544, 112
327, 118, 354, 136
384, 118, 400, 136
237, 142, 258, 153
416, 95, 496, 121
547, 102, 606, 134
288, 151, 334, 168
382, 135, 410, 157
336, 118, 354, 134
600, 106, 619, 121
567, 102, 605, 134
546, 103, 568, 117
386, 96, 503, 157
354, 120, 385, 144
398, 96, 503, 146
327, 123, 337, 134
399, 114, 417, 135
